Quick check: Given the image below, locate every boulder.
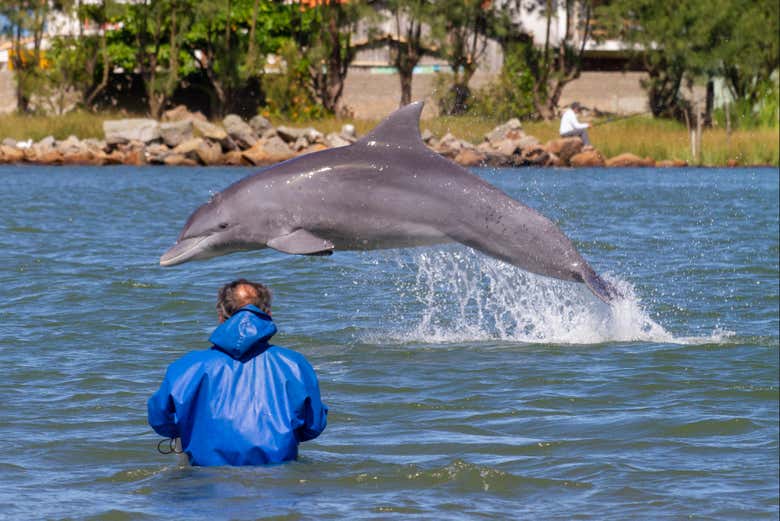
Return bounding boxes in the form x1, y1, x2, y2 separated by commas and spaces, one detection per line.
82, 138, 107, 152
223, 114, 257, 149
656, 159, 688, 168
104, 150, 125, 165
36, 149, 65, 165
325, 132, 351, 148
569, 149, 606, 167
192, 119, 235, 150
162, 105, 206, 123
726, 158, 739, 167
261, 128, 278, 140
1, 138, 16, 147
160, 120, 194, 148
454, 148, 487, 167
545, 137, 583, 165
262, 136, 293, 159
37, 135, 56, 150
104, 119, 161, 145
341, 123, 356, 140
223, 150, 250, 166
605, 153, 655, 167
24, 136, 57, 163
485, 118, 523, 146
291, 137, 309, 152
421, 129, 434, 144
0, 145, 25, 163
195, 140, 223, 166
62, 151, 101, 166
546, 152, 565, 167
493, 138, 522, 157
163, 154, 199, 167
56, 135, 87, 155
297, 143, 329, 156
304, 128, 325, 145
242, 137, 294, 165
249, 114, 272, 136
145, 143, 172, 164
173, 137, 205, 159
520, 144, 551, 166
121, 147, 146, 166
172, 137, 221, 165
434, 132, 463, 158
276, 125, 307, 143
476, 142, 512, 167
516, 135, 540, 151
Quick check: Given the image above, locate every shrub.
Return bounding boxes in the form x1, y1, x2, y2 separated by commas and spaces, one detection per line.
261, 39, 326, 122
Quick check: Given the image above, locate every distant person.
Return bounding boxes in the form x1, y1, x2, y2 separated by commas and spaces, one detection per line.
148, 279, 327, 466
559, 101, 592, 147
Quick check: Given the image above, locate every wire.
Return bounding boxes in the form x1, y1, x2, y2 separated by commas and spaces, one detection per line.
156, 438, 183, 454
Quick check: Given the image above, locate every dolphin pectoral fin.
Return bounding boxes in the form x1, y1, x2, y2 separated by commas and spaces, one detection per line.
267, 229, 335, 256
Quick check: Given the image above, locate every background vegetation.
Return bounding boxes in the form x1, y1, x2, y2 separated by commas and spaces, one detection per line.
0, 0, 777, 164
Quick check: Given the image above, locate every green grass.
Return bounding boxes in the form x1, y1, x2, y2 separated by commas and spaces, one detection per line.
2, 111, 777, 166
0, 110, 129, 142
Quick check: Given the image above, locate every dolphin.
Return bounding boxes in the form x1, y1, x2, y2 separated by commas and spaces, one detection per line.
160, 101, 621, 303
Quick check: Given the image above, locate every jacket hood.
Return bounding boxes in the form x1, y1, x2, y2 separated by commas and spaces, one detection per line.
209, 305, 277, 361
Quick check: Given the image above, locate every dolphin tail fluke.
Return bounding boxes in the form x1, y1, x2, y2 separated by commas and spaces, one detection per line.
583, 270, 623, 304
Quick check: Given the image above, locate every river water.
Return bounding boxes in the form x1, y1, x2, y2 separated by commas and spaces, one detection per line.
0, 165, 777, 520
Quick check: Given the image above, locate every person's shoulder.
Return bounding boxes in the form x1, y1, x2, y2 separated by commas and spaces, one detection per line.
166, 348, 224, 374
267, 344, 314, 368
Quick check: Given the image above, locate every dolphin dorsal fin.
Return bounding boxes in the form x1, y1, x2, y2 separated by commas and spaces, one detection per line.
356, 101, 425, 150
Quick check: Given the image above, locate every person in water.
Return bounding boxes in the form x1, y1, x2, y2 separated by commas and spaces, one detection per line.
559, 101, 592, 147
148, 279, 328, 466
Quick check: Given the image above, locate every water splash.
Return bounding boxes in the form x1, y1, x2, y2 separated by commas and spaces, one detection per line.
365, 248, 732, 345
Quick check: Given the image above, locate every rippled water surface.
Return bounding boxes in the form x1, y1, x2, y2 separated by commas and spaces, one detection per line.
0, 165, 777, 520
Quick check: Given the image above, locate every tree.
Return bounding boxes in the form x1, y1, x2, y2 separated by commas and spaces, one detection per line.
118, 0, 189, 118
470, 38, 536, 121
185, 0, 241, 117
0, 0, 49, 113
430, 0, 502, 115
38, 0, 120, 112
290, 0, 375, 114
597, 0, 779, 121
717, 0, 779, 107
522, 0, 593, 120
80, 0, 117, 108
384, 0, 437, 107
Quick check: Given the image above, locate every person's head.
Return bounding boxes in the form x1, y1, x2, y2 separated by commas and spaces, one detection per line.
571, 101, 582, 112
216, 279, 272, 323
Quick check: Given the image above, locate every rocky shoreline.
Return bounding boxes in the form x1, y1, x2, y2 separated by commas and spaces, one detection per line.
0, 105, 687, 169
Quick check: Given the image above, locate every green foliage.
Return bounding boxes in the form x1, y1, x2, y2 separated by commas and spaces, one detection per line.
0, 110, 124, 141
469, 40, 537, 121
598, 0, 779, 120
261, 39, 326, 121
292, 0, 375, 113
713, 79, 780, 130
429, 0, 507, 115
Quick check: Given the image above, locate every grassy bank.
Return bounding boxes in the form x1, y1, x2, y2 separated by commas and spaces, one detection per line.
0, 111, 119, 142
275, 112, 780, 166
2, 111, 778, 166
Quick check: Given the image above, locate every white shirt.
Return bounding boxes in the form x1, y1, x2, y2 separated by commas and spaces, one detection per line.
559, 109, 589, 135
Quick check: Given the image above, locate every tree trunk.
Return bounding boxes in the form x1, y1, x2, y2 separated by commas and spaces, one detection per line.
399, 66, 414, 107
704, 78, 714, 128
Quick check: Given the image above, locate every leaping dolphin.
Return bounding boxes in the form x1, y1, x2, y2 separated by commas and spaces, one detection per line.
160, 101, 621, 303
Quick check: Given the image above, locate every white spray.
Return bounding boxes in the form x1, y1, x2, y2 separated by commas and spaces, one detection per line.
359, 247, 731, 345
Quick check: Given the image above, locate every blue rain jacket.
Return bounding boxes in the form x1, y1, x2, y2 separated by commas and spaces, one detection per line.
147, 305, 327, 466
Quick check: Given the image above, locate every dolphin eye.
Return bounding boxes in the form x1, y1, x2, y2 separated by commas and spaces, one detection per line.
219, 223, 229, 229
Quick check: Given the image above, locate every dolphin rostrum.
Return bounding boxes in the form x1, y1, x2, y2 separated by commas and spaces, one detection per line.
160, 101, 621, 303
